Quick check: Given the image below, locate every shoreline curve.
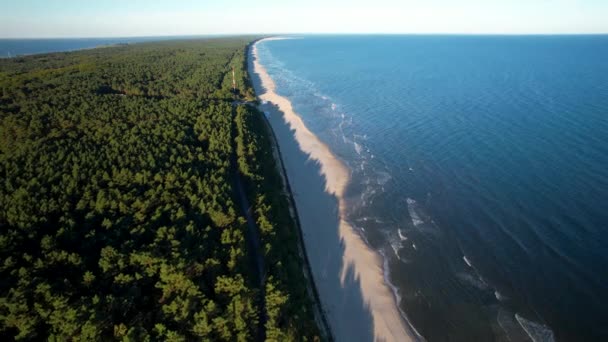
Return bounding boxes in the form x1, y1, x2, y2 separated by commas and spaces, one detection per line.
251, 37, 420, 342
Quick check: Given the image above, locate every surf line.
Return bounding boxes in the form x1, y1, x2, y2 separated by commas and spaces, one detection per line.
252, 37, 421, 342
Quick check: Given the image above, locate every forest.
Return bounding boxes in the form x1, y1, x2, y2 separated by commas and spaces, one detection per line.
0, 37, 322, 341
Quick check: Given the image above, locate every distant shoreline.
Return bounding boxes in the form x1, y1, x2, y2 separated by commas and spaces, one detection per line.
0, 36, 220, 59
249, 37, 420, 341
0, 38, 137, 59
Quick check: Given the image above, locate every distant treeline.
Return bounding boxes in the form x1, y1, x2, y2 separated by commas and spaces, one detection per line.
0, 38, 321, 341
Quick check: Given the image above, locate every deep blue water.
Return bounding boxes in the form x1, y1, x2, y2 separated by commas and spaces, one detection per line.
257, 35, 608, 341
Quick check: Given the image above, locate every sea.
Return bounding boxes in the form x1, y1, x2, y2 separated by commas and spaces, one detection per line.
256, 35, 608, 342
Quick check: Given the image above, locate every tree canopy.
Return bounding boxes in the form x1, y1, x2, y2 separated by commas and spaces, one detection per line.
0, 37, 322, 341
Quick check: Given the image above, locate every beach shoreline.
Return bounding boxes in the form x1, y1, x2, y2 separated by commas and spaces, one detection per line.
245, 38, 333, 341
249, 37, 419, 342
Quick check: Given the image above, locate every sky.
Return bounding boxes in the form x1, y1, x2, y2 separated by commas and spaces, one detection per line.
1, 0, 607, 38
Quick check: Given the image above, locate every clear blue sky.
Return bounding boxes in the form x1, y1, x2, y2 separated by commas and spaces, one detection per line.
1, 0, 607, 38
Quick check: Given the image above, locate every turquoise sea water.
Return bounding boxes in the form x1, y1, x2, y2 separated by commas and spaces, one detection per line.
257, 36, 608, 341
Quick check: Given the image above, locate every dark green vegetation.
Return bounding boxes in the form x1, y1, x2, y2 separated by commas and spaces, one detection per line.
0, 38, 321, 341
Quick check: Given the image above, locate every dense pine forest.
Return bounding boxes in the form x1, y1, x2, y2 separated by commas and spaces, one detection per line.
0, 38, 323, 341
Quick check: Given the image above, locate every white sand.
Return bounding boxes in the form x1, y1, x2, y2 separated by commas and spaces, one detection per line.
252, 38, 418, 342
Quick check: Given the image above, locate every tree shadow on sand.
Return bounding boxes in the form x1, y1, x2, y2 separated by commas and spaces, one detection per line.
249, 63, 376, 341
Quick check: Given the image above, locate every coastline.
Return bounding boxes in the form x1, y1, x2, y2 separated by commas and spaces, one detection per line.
249, 37, 419, 342
257, 87, 334, 341
246, 36, 333, 342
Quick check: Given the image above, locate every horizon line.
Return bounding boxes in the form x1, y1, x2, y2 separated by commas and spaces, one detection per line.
2, 32, 608, 39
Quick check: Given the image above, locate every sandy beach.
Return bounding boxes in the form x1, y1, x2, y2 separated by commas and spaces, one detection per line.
250, 37, 419, 342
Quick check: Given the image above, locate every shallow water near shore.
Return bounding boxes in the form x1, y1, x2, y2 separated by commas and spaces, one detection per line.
250, 38, 418, 342
256, 35, 608, 341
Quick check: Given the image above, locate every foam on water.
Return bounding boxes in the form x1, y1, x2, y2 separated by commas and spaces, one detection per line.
494, 290, 507, 301
406, 198, 425, 227
385, 230, 405, 260
376, 170, 392, 186
457, 272, 489, 290
380, 249, 425, 340
515, 314, 556, 342
390, 240, 402, 260
496, 309, 530, 342
398, 229, 408, 241
354, 141, 363, 155
258, 35, 608, 341
463, 255, 473, 267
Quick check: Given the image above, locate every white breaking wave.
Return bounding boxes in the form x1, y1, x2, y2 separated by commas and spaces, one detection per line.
457, 272, 489, 290
406, 198, 424, 227
497, 309, 525, 342
398, 229, 408, 241
354, 141, 363, 155
494, 290, 507, 302
254, 39, 420, 341
379, 249, 425, 340
515, 314, 555, 342
377, 171, 392, 186
354, 133, 368, 140
390, 240, 402, 260
386, 230, 406, 261
463, 255, 473, 267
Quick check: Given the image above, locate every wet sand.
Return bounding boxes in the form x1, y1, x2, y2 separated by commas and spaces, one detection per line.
249, 37, 419, 342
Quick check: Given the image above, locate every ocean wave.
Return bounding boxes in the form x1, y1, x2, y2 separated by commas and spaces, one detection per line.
405, 198, 443, 238
390, 239, 402, 260
398, 228, 408, 241
379, 249, 424, 339
377, 170, 392, 186
457, 272, 489, 290
515, 314, 555, 342
463, 255, 473, 267
406, 198, 425, 227
354, 141, 363, 155
359, 161, 366, 171
494, 290, 507, 302
254, 40, 421, 341
497, 309, 528, 341
354, 216, 384, 224
387, 229, 412, 261
354, 133, 368, 140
